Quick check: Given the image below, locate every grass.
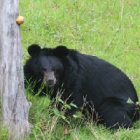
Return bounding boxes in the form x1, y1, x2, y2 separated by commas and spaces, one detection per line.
7, 0, 140, 139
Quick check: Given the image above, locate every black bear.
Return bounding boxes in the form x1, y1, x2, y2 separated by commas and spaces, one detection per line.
24, 44, 140, 129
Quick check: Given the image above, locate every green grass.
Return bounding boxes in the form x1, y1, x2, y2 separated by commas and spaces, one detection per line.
19, 0, 140, 139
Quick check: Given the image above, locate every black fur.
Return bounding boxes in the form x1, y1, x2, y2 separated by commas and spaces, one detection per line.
24, 44, 140, 129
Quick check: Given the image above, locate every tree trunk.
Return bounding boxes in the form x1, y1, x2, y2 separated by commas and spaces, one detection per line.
0, 0, 31, 139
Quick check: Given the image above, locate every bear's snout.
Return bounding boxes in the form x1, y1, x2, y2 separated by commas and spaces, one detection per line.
46, 79, 55, 87
43, 71, 56, 87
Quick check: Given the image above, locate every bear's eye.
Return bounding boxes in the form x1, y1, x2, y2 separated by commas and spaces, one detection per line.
53, 69, 58, 74
41, 68, 47, 73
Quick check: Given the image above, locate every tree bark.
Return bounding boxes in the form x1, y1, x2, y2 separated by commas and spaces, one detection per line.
0, 0, 31, 139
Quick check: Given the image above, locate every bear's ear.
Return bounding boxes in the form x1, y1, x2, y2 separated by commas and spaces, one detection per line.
28, 44, 41, 56
54, 46, 69, 57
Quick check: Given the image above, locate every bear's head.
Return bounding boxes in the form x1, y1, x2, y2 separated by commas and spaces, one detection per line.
26, 44, 69, 88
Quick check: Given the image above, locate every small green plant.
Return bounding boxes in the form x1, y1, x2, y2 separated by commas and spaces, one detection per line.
127, 98, 140, 111
52, 98, 82, 124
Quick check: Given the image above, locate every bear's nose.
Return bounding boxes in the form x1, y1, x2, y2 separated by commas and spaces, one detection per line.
46, 79, 54, 87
